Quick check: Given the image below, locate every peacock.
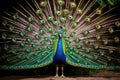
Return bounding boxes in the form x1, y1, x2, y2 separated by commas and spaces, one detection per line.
0, 0, 120, 77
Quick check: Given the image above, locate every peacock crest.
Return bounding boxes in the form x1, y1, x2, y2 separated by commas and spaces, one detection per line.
0, 0, 120, 70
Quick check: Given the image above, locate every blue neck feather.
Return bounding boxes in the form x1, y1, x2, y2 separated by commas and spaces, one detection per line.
53, 38, 66, 64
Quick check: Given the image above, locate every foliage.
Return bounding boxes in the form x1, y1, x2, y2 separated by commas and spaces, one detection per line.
97, 0, 120, 7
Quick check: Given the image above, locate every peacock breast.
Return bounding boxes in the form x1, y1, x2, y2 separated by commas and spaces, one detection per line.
53, 39, 66, 64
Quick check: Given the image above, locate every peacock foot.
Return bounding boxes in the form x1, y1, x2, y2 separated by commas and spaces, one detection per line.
61, 74, 65, 78
54, 74, 59, 77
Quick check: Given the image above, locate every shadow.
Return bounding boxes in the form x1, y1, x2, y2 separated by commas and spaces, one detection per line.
1, 75, 120, 80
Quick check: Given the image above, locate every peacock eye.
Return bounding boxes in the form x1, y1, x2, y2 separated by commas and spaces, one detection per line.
39, 19, 46, 25
56, 11, 62, 16
36, 9, 43, 15
44, 37, 49, 41
108, 27, 114, 34
94, 44, 99, 49
83, 39, 89, 44
85, 17, 91, 22
74, 38, 80, 43
25, 48, 31, 53
48, 27, 53, 33
26, 37, 33, 42
103, 39, 108, 45
12, 38, 17, 43
31, 44, 37, 48
114, 36, 119, 43
96, 25, 102, 30
58, 0, 64, 6
65, 37, 69, 41
2, 33, 7, 40
76, 45, 82, 49
9, 25, 15, 32
34, 34, 41, 39
60, 17, 66, 23
27, 16, 34, 22
20, 41, 25, 47
63, 9, 69, 16
48, 16, 54, 22
62, 26, 66, 31
70, 2, 76, 8
96, 8, 102, 15
13, 13, 19, 20
96, 34, 101, 40
26, 26, 34, 31
82, 30, 89, 36
2, 20, 8, 26
40, 41, 46, 45
40, 1, 47, 7
71, 22, 77, 28
38, 47, 43, 51
53, 21, 59, 26
115, 21, 120, 27
85, 48, 90, 53
76, 9, 82, 15
70, 32, 76, 37
19, 31, 25, 37
39, 29, 46, 34
50, 41, 54, 45
68, 15, 73, 21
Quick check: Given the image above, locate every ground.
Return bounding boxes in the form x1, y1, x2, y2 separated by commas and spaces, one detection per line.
0, 71, 120, 80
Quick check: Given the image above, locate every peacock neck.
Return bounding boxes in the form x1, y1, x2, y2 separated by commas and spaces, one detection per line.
57, 38, 63, 51
53, 37, 66, 64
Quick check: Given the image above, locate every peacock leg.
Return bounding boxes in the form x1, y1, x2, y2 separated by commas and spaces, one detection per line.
61, 64, 64, 77
55, 64, 59, 77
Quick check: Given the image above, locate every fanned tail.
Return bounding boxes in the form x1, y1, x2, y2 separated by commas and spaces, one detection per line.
0, 0, 120, 70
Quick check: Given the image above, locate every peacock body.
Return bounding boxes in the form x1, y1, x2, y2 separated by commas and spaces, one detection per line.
53, 29, 66, 65
0, 0, 120, 70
